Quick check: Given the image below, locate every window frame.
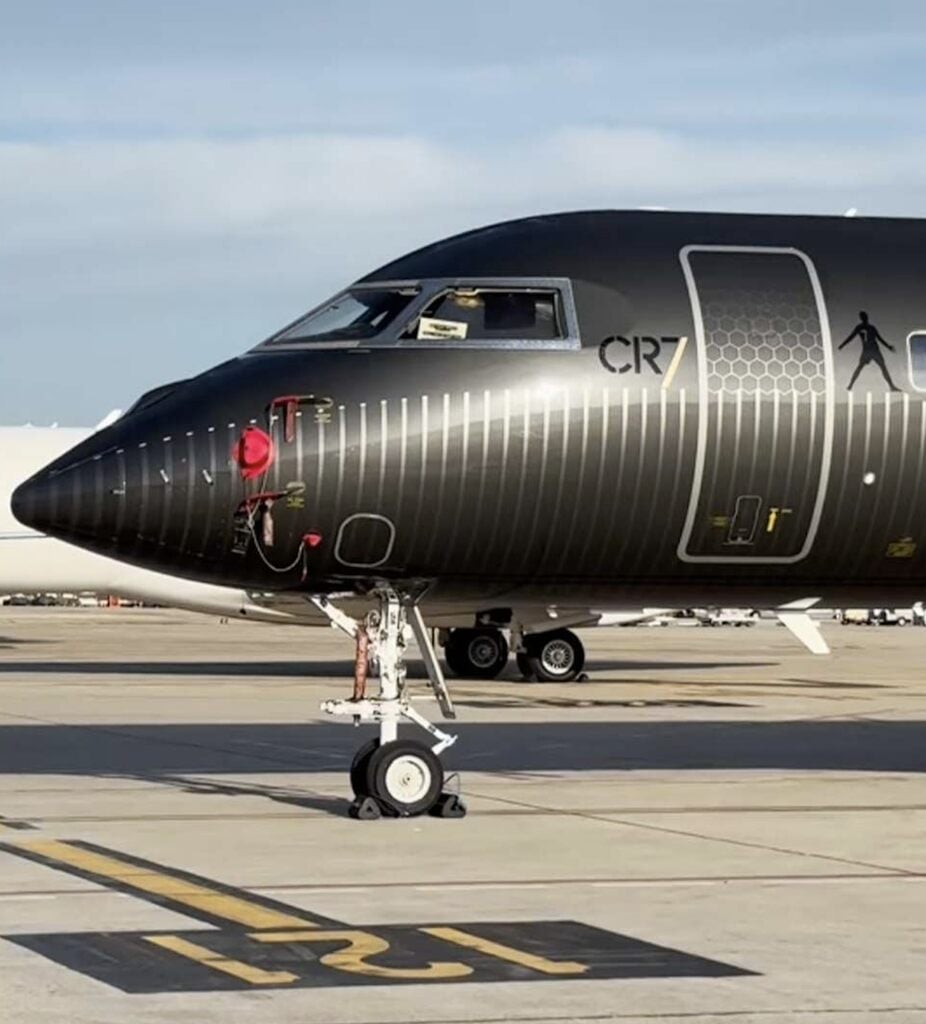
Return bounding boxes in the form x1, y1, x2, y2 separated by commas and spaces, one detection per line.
393, 277, 580, 351
253, 277, 580, 352
907, 330, 926, 393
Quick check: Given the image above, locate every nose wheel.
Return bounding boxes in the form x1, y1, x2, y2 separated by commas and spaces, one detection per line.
357, 738, 444, 816
312, 591, 467, 820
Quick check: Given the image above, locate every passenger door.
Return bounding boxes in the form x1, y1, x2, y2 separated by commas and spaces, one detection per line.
677, 246, 835, 563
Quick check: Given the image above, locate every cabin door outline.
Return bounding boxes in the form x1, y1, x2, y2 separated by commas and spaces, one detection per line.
677, 244, 835, 564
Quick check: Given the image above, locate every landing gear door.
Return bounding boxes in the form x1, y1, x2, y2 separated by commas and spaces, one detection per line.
678, 246, 835, 564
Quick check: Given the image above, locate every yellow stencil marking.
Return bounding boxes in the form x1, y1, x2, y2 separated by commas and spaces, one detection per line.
145, 934, 297, 985
887, 536, 917, 558
250, 929, 472, 980
661, 335, 688, 390
19, 840, 319, 931
422, 925, 588, 975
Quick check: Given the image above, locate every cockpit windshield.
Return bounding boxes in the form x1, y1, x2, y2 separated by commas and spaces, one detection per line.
263, 286, 419, 346
256, 277, 578, 350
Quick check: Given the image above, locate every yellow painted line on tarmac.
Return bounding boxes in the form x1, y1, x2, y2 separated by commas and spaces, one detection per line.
144, 934, 298, 986
421, 925, 588, 975
17, 840, 320, 931
250, 929, 473, 980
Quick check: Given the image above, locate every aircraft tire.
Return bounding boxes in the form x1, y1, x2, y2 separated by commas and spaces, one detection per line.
516, 651, 534, 680
522, 629, 585, 682
350, 739, 379, 797
444, 627, 509, 679
366, 739, 443, 817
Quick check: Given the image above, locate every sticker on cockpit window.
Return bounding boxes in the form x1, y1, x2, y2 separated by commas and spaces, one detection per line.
417, 316, 468, 341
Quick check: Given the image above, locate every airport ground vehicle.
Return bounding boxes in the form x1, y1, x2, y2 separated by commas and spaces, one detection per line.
839, 606, 925, 625
704, 608, 758, 627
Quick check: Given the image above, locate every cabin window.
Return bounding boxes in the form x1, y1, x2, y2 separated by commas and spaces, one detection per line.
908, 332, 926, 392
401, 287, 563, 344
263, 286, 419, 346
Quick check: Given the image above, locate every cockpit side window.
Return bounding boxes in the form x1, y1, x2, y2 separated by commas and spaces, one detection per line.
401, 288, 562, 343
394, 280, 580, 349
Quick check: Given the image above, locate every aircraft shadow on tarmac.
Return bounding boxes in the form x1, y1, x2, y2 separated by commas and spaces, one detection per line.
152, 773, 353, 817
0, 721, 924, 778
0, 636, 52, 651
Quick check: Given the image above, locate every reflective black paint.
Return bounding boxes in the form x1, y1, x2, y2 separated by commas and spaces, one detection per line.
14, 210, 926, 608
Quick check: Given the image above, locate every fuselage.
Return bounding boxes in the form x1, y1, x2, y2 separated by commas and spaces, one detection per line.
13, 210, 926, 609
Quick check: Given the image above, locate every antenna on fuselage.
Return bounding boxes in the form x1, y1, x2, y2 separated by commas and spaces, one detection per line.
844, 207, 859, 217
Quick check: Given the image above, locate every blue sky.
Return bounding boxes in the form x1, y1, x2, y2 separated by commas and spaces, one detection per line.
4, 0, 926, 422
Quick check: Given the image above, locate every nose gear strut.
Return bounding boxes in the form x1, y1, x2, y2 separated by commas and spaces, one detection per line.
310, 589, 466, 820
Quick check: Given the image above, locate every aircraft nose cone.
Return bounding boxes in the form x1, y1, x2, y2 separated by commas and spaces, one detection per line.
11, 413, 225, 572
11, 474, 43, 532
11, 459, 102, 542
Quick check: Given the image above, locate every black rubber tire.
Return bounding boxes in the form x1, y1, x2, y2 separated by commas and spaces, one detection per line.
444, 628, 509, 679
365, 739, 444, 817
516, 650, 535, 680
522, 629, 585, 682
349, 739, 379, 797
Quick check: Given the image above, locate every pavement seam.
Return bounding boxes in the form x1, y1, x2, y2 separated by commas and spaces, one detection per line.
4, 869, 926, 900
468, 789, 919, 877
288, 1007, 926, 1023
17, 802, 926, 824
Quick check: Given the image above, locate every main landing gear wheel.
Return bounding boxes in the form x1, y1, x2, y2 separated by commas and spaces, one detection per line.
518, 629, 585, 682
444, 627, 509, 679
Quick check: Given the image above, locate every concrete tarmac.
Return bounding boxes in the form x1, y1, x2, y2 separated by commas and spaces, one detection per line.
0, 607, 925, 1022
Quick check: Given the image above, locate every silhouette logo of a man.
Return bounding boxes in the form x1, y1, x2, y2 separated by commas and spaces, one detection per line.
839, 311, 901, 391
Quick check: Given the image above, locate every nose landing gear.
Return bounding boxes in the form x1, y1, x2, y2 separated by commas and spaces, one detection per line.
312, 590, 466, 821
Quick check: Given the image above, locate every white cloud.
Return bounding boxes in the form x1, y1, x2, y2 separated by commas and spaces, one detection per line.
4, 124, 926, 421
3, 127, 925, 259
4, 124, 926, 318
